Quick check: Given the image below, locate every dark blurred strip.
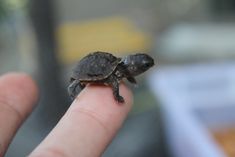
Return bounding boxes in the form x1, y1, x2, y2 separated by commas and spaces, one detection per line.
29, 0, 69, 129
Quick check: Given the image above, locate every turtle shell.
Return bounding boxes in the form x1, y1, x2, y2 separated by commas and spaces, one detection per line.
71, 51, 121, 81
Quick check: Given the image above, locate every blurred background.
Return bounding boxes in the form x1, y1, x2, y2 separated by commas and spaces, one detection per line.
1, 0, 235, 156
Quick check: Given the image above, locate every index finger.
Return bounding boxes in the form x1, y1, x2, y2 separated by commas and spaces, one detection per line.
30, 84, 133, 157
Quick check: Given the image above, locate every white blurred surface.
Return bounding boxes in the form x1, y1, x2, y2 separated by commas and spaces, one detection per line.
156, 24, 235, 61
148, 63, 235, 157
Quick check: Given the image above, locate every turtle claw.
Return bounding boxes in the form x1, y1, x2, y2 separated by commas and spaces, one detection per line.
68, 88, 77, 100
68, 80, 83, 100
116, 95, 124, 103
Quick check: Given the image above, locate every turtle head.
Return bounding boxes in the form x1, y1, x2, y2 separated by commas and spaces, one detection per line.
122, 53, 154, 76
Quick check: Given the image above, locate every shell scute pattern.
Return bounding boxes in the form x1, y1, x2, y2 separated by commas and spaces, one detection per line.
72, 52, 120, 81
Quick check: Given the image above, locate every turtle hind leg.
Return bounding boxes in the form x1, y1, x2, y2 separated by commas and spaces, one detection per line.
108, 76, 124, 103
68, 80, 85, 100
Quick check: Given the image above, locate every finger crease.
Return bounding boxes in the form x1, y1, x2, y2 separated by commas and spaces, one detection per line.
0, 96, 23, 121
71, 107, 110, 135
30, 147, 68, 157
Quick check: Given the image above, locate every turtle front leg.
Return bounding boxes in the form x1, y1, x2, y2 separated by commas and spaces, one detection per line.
68, 80, 85, 100
127, 77, 137, 84
108, 76, 124, 103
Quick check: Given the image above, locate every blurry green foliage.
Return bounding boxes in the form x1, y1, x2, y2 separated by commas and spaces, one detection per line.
0, 0, 28, 20
0, 0, 7, 19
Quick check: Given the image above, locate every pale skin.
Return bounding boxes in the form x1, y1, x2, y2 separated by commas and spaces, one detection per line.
0, 73, 133, 157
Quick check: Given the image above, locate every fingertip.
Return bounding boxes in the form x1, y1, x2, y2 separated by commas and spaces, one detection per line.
74, 83, 133, 106
69, 83, 133, 134
73, 84, 133, 120
0, 72, 39, 118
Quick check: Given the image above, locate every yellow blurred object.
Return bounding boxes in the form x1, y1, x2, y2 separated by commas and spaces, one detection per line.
213, 128, 235, 157
57, 17, 151, 64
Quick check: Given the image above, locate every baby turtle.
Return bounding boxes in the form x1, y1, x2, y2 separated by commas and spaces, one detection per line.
68, 51, 154, 103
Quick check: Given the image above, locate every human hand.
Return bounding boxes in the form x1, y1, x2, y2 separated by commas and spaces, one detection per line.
0, 73, 133, 157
